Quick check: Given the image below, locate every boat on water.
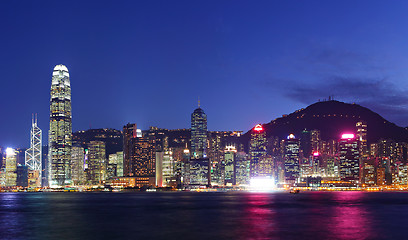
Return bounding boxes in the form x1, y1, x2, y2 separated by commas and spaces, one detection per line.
290, 189, 300, 194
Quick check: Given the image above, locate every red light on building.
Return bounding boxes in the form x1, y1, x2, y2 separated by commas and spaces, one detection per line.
341, 133, 355, 139
287, 133, 296, 139
313, 152, 320, 156
254, 124, 263, 132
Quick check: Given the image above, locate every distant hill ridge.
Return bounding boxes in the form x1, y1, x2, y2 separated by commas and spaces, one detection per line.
245, 100, 408, 144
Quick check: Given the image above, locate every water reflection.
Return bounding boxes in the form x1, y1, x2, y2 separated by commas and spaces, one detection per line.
330, 192, 373, 240
0, 192, 406, 240
242, 193, 276, 239
0, 193, 26, 240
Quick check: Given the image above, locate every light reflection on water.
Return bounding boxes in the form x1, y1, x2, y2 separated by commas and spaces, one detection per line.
0, 193, 25, 240
242, 193, 276, 239
330, 191, 373, 240
0, 192, 407, 240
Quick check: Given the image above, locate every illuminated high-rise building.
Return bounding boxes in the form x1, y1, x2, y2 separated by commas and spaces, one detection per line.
395, 163, 408, 185
311, 130, 321, 153
339, 133, 360, 182
326, 157, 337, 177
71, 144, 85, 185
156, 150, 175, 187
284, 134, 300, 184
25, 114, 42, 187
87, 141, 106, 185
377, 167, 386, 186
49, 64, 72, 187
208, 131, 224, 186
156, 152, 164, 187
123, 123, 137, 176
224, 145, 237, 185
311, 151, 321, 176
191, 104, 207, 159
181, 148, 191, 187
376, 139, 395, 184
189, 103, 209, 187
361, 158, 375, 186
5, 148, 17, 187
108, 151, 124, 177
189, 158, 210, 186
122, 124, 156, 178
235, 151, 250, 185
249, 124, 267, 177
356, 121, 368, 157
135, 138, 155, 177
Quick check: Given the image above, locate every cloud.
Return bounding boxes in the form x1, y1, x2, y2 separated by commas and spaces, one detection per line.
263, 47, 408, 126
277, 76, 408, 126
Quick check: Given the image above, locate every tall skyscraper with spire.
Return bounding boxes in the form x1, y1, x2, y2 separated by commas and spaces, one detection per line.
191, 100, 207, 159
25, 114, 42, 187
189, 101, 210, 187
49, 64, 72, 187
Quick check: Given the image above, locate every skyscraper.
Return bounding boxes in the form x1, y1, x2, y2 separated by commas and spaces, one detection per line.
87, 141, 106, 185
191, 104, 207, 159
361, 158, 375, 186
356, 121, 368, 157
311, 129, 321, 153
208, 131, 224, 186
155, 150, 174, 187
224, 145, 236, 185
49, 64, 72, 187
71, 144, 85, 185
190, 104, 210, 187
123, 123, 137, 176
339, 133, 360, 182
132, 137, 156, 177
5, 148, 17, 187
123, 123, 156, 178
249, 124, 267, 178
25, 114, 42, 187
284, 134, 300, 184
235, 151, 250, 185
108, 151, 124, 177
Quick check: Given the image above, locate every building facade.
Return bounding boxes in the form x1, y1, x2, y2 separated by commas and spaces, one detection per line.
249, 124, 267, 178
48, 64, 72, 187
123, 123, 137, 176
356, 121, 368, 157
71, 145, 85, 185
191, 107, 207, 159
5, 148, 17, 187
25, 114, 42, 187
339, 134, 360, 182
284, 134, 300, 184
87, 141, 106, 185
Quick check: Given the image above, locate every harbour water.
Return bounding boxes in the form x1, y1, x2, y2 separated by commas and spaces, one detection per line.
1, 191, 408, 240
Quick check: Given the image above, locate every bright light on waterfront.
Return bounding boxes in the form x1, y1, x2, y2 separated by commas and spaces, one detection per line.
249, 177, 275, 192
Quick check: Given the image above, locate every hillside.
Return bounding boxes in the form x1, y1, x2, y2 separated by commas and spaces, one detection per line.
244, 100, 408, 143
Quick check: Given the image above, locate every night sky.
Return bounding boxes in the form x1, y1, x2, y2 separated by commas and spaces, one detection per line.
2, 1, 408, 148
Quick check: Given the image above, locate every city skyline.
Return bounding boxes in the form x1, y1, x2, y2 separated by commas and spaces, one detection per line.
3, 1, 408, 148
2, 2, 408, 239
2, 87, 407, 149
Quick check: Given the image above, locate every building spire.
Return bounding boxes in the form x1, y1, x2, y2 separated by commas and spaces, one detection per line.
32, 113, 38, 126
198, 96, 200, 108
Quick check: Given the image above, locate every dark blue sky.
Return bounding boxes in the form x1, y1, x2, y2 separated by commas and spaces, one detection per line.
2, 1, 408, 148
